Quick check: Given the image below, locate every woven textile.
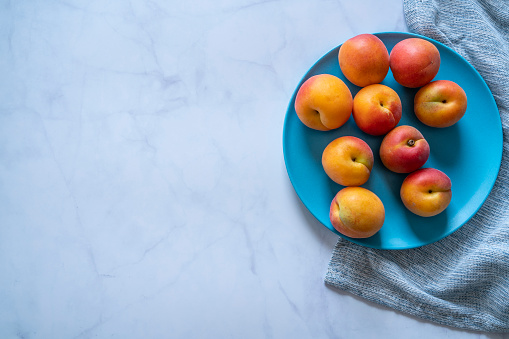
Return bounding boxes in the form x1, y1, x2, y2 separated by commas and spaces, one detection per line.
325, 0, 509, 332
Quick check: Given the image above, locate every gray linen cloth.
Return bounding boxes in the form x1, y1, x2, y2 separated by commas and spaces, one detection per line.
325, 0, 509, 332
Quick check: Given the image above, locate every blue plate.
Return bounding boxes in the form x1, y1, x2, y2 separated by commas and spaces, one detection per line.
283, 32, 502, 249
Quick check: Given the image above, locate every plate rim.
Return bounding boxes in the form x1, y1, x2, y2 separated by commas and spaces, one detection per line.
283, 31, 503, 250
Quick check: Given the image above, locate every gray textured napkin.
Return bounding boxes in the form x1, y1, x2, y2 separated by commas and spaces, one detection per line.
325, 0, 509, 332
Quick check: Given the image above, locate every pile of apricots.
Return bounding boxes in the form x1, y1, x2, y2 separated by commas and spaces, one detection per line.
294, 34, 467, 239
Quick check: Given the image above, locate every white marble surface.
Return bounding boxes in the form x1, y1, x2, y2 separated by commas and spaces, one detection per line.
0, 1, 507, 338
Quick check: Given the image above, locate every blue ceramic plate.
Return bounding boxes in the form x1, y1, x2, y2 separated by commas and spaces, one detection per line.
283, 32, 502, 249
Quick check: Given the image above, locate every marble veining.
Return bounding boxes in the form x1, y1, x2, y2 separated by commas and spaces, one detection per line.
1, 0, 506, 338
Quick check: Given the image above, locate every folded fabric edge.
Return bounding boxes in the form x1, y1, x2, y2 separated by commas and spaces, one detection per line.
321, 0, 509, 334
324, 258, 509, 333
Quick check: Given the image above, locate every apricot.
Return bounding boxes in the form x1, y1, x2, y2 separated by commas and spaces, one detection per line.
329, 187, 385, 238
414, 80, 467, 128
379, 125, 430, 173
352, 84, 402, 136
390, 38, 440, 88
322, 136, 374, 187
400, 168, 452, 217
338, 34, 390, 87
294, 74, 353, 131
